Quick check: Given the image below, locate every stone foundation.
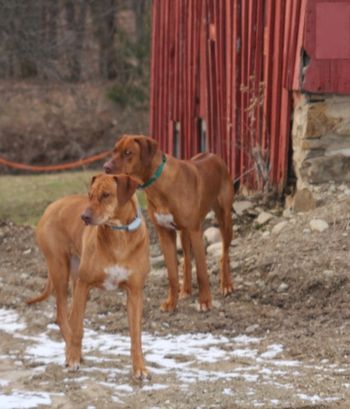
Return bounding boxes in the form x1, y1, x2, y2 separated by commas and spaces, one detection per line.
292, 93, 350, 187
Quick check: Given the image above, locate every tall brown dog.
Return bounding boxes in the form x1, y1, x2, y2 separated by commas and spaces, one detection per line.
104, 135, 234, 312
27, 174, 150, 379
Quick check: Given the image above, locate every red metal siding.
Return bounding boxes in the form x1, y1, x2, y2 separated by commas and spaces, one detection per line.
150, 0, 306, 192
303, 0, 350, 93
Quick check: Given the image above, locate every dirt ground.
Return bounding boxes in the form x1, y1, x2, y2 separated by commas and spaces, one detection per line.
1, 185, 350, 408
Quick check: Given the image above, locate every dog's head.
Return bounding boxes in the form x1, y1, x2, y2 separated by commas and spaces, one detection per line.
103, 134, 158, 178
81, 174, 139, 226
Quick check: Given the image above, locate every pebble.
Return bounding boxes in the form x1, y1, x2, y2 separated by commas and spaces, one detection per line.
151, 255, 164, 269
204, 227, 221, 244
309, 219, 329, 233
233, 200, 253, 216
323, 270, 334, 278
246, 324, 259, 334
277, 282, 289, 293
255, 211, 273, 226
271, 221, 288, 235
283, 208, 293, 218
206, 242, 222, 257
230, 261, 240, 270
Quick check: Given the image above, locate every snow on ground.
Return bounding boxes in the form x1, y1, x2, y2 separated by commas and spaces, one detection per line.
0, 307, 346, 408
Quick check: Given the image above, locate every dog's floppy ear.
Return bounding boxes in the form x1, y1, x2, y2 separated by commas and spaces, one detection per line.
90, 175, 97, 186
114, 175, 140, 207
135, 136, 158, 165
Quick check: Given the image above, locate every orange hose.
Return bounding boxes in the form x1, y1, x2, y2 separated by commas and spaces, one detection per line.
0, 151, 111, 172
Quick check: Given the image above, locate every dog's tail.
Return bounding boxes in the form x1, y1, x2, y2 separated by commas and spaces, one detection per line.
26, 278, 52, 305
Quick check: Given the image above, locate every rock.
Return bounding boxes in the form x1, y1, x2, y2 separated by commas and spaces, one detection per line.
151, 255, 164, 269
255, 211, 273, 226
277, 282, 289, 293
23, 248, 32, 255
212, 300, 222, 309
233, 200, 253, 216
246, 324, 259, 334
256, 279, 266, 289
204, 227, 221, 245
282, 208, 293, 218
293, 188, 316, 212
271, 221, 288, 235
230, 261, 240, 270
262, 231, 270, 238
205, 210, 216, 222
309, 219, 329, 232
303, 228, 311, 234
206, 242, 222, 257
323, 270, 334, 278
230, 238, 240, 247
176, 233, 182, 253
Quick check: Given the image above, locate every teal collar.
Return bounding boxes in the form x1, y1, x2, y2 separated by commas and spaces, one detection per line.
108, 208, 142, 232
138, 154, 167, 190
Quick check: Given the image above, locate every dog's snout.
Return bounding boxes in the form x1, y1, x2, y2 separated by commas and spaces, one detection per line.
81, 212, 92, 225
103, 161, 113, 174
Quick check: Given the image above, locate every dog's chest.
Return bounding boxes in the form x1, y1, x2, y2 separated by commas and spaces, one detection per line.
154, 212, 177, 230
103, 265, 129, 290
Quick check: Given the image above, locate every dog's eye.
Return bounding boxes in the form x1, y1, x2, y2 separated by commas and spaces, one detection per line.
124, 149, 132, 157
101, 192, 110, 199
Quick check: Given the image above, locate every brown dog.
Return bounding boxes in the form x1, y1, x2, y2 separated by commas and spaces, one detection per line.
27, 174, 150, 379
104, 135, 234, 312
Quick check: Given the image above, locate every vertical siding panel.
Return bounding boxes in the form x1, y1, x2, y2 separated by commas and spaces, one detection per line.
150, 0, 306, 192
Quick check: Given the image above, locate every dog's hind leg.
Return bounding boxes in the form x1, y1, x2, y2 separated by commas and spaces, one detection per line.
67, 278, 89, 370
45, 253, 71, 345
156, 226, 179, 312
213, 185, 234, 296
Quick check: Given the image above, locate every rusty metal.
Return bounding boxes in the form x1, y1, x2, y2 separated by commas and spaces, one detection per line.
150, 0, 307, 192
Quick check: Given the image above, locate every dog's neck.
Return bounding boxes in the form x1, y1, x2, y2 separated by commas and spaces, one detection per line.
105, 199, 139, 230
140, 151, 173, 190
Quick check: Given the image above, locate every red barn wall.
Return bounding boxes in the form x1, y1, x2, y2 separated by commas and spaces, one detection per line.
150, 0, 306, 192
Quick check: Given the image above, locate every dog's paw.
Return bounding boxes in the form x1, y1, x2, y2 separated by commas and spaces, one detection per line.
179, 289, 191, 300
133, 368, 151, 381
160, 299, 177, 313
67, 360, 80, 372
197, 300, 212, 312
220, 284, 234, 296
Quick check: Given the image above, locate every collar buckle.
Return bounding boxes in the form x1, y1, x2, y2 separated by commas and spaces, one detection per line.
109, 208, 142, 232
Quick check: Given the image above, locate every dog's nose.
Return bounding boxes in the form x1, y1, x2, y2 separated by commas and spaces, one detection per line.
81, 213, 92, 225
103, 161, 112, 174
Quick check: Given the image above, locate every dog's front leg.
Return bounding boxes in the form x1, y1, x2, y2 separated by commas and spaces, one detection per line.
179, 229, 192, 299
189, 230, 212, 312
156, 226, 179, 312
126, 284, 149, 380
66, 278, 89, 370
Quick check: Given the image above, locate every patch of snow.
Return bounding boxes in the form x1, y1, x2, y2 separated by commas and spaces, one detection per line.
0, 309, 26, 333
0, 391, 51, 409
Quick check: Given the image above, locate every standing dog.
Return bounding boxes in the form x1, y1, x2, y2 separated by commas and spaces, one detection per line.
27, 174, 150, 379
104, 135, 234, 312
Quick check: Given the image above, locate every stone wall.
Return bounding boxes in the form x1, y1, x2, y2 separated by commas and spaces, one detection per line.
292, 93, 350, 188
